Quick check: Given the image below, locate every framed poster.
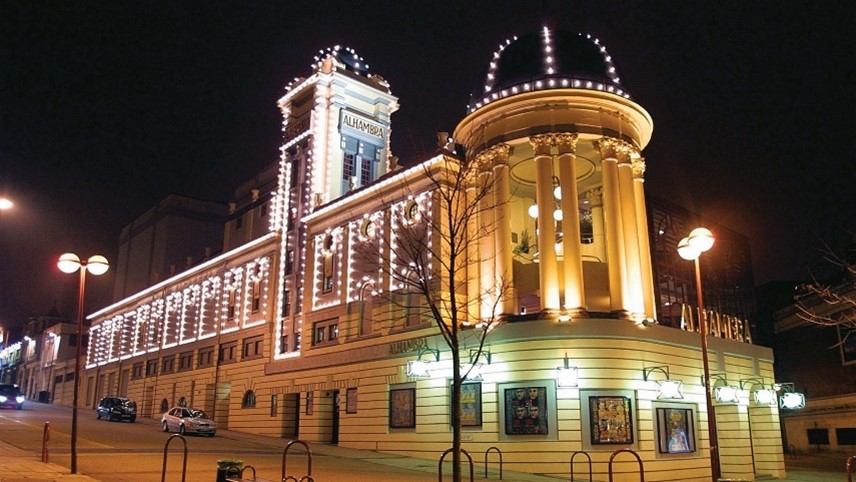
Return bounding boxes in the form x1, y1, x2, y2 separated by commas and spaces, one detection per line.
657, 407, 696, 454
590, 395, 634, 444
459, 382, 482, 426
504, 386, 548, 435
389, 388, 416, 428
346, 388, 358, 414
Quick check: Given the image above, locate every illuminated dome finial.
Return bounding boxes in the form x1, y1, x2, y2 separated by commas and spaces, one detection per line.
311, 45, 370, 76
468, 28, 630, 113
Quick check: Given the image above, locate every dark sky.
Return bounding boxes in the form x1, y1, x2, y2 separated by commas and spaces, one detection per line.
1, 1, 853, 328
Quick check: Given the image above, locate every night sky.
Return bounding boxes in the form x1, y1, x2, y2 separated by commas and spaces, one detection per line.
1, 1, 852, 329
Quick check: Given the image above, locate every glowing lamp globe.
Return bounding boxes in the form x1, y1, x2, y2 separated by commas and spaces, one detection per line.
528, 204, 539, 218
86, 255, 110, 276
57, 253, 82, 273
688, 227, 714, 252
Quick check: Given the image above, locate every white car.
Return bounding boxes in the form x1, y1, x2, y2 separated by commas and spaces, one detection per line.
161, 407, 216, 436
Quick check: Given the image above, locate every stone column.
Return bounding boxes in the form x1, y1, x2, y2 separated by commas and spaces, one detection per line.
555, 133, 585, 311
632, 158, 657, 320
617, 148, 645, 318
491, 144, 514, 314
465, 163, 480, 324
594, 137, 626, 314
530, 134, 560, 310
478, 162, 496, 319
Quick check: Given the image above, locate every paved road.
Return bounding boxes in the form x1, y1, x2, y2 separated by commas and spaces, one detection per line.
0, 402, 848, 482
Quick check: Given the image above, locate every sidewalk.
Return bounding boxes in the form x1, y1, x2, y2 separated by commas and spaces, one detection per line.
0, 419, 848, 482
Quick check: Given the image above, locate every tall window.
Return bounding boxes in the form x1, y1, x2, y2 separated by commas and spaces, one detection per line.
343, 152, 355, 182
360, 143, 376, 186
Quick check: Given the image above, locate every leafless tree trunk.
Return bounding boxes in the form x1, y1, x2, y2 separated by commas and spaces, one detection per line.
356, 152, 509, 482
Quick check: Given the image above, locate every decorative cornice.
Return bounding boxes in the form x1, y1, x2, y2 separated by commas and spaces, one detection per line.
632, 158, 647, 179
554, 133, 579, 155
593, 137, 633, 160
529, 134, 553, 156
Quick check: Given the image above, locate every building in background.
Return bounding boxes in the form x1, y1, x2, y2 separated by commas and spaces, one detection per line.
113, 194, 227, 301
772, 249, 856, 454
79, 30, 786, 481
648, 196, 756, 334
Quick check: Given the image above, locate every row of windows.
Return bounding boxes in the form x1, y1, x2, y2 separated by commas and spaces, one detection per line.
130, 335, 265, 379
233, 202, 268, 231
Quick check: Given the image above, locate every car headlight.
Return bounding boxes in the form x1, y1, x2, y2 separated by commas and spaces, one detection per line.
0, 396, 7, 403
15, 396, 24, 403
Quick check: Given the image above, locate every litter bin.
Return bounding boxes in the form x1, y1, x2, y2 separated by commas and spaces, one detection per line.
216, 459, 243, 482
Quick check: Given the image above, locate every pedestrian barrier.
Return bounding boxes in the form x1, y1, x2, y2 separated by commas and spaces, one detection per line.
608, 448, 643, 482
438, 447, 474, 482
160, 433, 188, 482
282, 439, 313, 482
225, 440, 313, 482
847, 454, 854, 482
569, 450, 592, 482
484, 446, 502, 479
41, 422, 50, 463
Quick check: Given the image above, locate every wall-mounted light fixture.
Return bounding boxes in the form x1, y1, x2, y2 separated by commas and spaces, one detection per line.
775, 383, 805, 410
461, 349, 491, 381
739, 377, 777, 406
709, 374, 739, 404
406, 347, 440, 378
556, 353, 578, 387
643, 366, 683, 399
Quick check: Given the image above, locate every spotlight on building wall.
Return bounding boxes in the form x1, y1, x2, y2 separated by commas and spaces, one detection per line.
461, 349, 491, 381
739, 377, 777, 406
643, 366, 683, 399
775, 383, 806, 410
406, 347, 440, 378
556, 353, 578, 387
709, 374, 739, 404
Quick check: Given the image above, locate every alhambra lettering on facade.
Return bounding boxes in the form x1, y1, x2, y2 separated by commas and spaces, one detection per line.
341, 112, 384, 139
388, 338, 427, 355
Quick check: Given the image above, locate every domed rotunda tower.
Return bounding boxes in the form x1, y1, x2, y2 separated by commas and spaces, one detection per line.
455, 28, 655, 321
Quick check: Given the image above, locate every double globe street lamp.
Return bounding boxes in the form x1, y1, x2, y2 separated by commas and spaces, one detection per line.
677, 227, 720, 482
57, 253, 109, 474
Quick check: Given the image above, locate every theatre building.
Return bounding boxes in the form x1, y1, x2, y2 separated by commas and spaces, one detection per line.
83, 30, 786, 480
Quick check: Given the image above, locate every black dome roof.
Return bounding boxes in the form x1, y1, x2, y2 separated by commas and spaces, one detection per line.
312, 45, 370, 76
468, 29, 630, 113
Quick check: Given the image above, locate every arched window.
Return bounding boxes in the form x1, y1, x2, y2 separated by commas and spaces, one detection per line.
359, 282, 375, 335
160, 398, 169, 413
242, 390, 256, 408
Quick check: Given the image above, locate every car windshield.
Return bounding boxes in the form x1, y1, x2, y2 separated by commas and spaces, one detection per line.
0, 386, 21, 396
188, 409, 208, 419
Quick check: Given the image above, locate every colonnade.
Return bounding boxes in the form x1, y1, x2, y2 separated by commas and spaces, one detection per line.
466, 134, 656, 321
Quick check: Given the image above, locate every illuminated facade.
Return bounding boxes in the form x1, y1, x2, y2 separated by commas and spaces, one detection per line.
81, 31, 786, 480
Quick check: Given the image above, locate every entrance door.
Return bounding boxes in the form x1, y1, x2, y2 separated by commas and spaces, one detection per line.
281, 393, 300, 438
331, 390, 340, 444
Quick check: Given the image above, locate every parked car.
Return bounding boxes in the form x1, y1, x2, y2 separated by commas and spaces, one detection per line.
161, 407, 216, 436
0, 384, 24, 410
96, 396, 137, 422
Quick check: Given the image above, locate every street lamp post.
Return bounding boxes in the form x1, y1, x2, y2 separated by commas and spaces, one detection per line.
57, 253, 108, 475
677, 227, 720, 482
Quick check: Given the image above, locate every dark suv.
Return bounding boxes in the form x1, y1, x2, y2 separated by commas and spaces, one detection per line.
0, 384, 24, 409
96, 396, 137, 422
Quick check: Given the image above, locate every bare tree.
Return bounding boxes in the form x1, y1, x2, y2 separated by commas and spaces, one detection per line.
357, 148, 510, 482
796, 240, 856, 342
